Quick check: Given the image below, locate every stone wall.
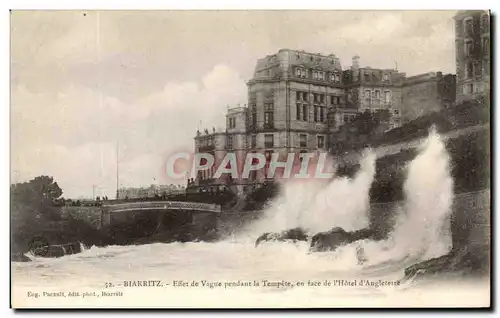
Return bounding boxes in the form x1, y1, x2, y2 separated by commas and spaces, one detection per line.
61, 206, 103, 229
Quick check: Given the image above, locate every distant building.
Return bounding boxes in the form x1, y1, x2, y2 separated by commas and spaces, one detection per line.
117, 184, 184, 199
402, 72, 456, 123
454, 10, 490, 103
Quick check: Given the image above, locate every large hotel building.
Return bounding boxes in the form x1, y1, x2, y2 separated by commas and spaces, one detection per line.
193, 48, 462, 194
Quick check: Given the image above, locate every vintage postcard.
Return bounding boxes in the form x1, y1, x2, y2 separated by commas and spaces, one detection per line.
10, 10, 491, 309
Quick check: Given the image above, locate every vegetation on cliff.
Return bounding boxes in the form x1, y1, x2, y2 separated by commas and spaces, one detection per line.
11, 176, 109, 255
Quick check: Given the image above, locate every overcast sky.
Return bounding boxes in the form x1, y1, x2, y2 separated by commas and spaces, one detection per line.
11, 10, 457, 198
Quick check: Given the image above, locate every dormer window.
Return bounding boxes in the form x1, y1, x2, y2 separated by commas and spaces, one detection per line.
312, 70, 325, 81
295, 67, 307, 78
383, 74, 389, 82
329, 73, 340, 84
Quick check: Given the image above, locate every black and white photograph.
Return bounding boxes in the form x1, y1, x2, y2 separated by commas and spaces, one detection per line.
9, 9, 491, 308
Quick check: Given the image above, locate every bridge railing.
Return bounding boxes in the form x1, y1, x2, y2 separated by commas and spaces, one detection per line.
103, 201, 222, 213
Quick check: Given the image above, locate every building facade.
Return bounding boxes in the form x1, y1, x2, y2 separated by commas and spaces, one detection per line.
246, 49, 343, 181
343, 55, 406, 129
402, 72, 456, 123
454, 10, 490, 103
193, 48, 457, 191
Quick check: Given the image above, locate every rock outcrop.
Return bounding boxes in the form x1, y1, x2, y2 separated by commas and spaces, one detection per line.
404, 246, 490, 280
11, 252, 32, 262
255, 227, 309, 247
309, 227, 376, 252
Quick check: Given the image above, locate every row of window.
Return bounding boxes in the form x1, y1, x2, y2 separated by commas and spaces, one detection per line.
362, 72, 391, 83
258, 134, 326, 149
296, 91, 342, 105
464, 60, 490, 79
462, 82, 487, 95
295, 67, 341, 83
296, 104, 327, 123
227, 133, 328, 150
364, 90, 392, 103
461, 14, 490, 37
463, 37, 490, 57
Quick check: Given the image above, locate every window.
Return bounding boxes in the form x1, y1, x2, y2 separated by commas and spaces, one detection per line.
296, 103, 301, 120
331, 95, 340, 105
384, 91, 391, 104
383, 73, 389, 82
264, 113, 274, 128
302, 104, 308, 121
312, 70, 325, 81
317, 135, 325, 149
264, 102, 274, 128
226, 135, 233, 149
228, 117, 236, 129
299, 134, 307, 148
481, 13, 490, 33
482, 37, 490, 56
295, 67, 307, 78
463, 83, 474, 94
313, 93, 325, 104
330, 73, 341, 83
374, 90, 380, 99
394, 109, 399, 115
474, 62, 482, 79
364, 73, 370, 82
251, 113, 256, 128
314, 106, 319, 122
264, 134, 274, 148
464, 40, 473, 57
464, 18, 474, 37
465, 62, 473, 79
483, 60, 490, 76
320, 107, 325, 122
328, 112, 335, 126
296, 91, 301, 101
364, 90, 371, 103
303, 92, 308, 101
251, 135, 257, 148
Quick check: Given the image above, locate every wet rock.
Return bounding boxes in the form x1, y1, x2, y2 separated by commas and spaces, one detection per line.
11, 252, 32, 262
404, 246, 490, 279
255, 227, 309, 247
309, 227, 376, 252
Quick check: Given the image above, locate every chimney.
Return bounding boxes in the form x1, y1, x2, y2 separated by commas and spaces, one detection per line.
351, 55, 360, 70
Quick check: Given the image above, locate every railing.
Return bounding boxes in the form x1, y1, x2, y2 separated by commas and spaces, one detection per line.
104, 201, 221, 213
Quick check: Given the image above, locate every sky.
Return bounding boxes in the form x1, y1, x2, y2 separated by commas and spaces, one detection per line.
10, 10, 457, 198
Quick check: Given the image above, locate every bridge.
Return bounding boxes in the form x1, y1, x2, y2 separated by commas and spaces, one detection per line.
103, 201, 221, 214
99, 200, 222, 230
